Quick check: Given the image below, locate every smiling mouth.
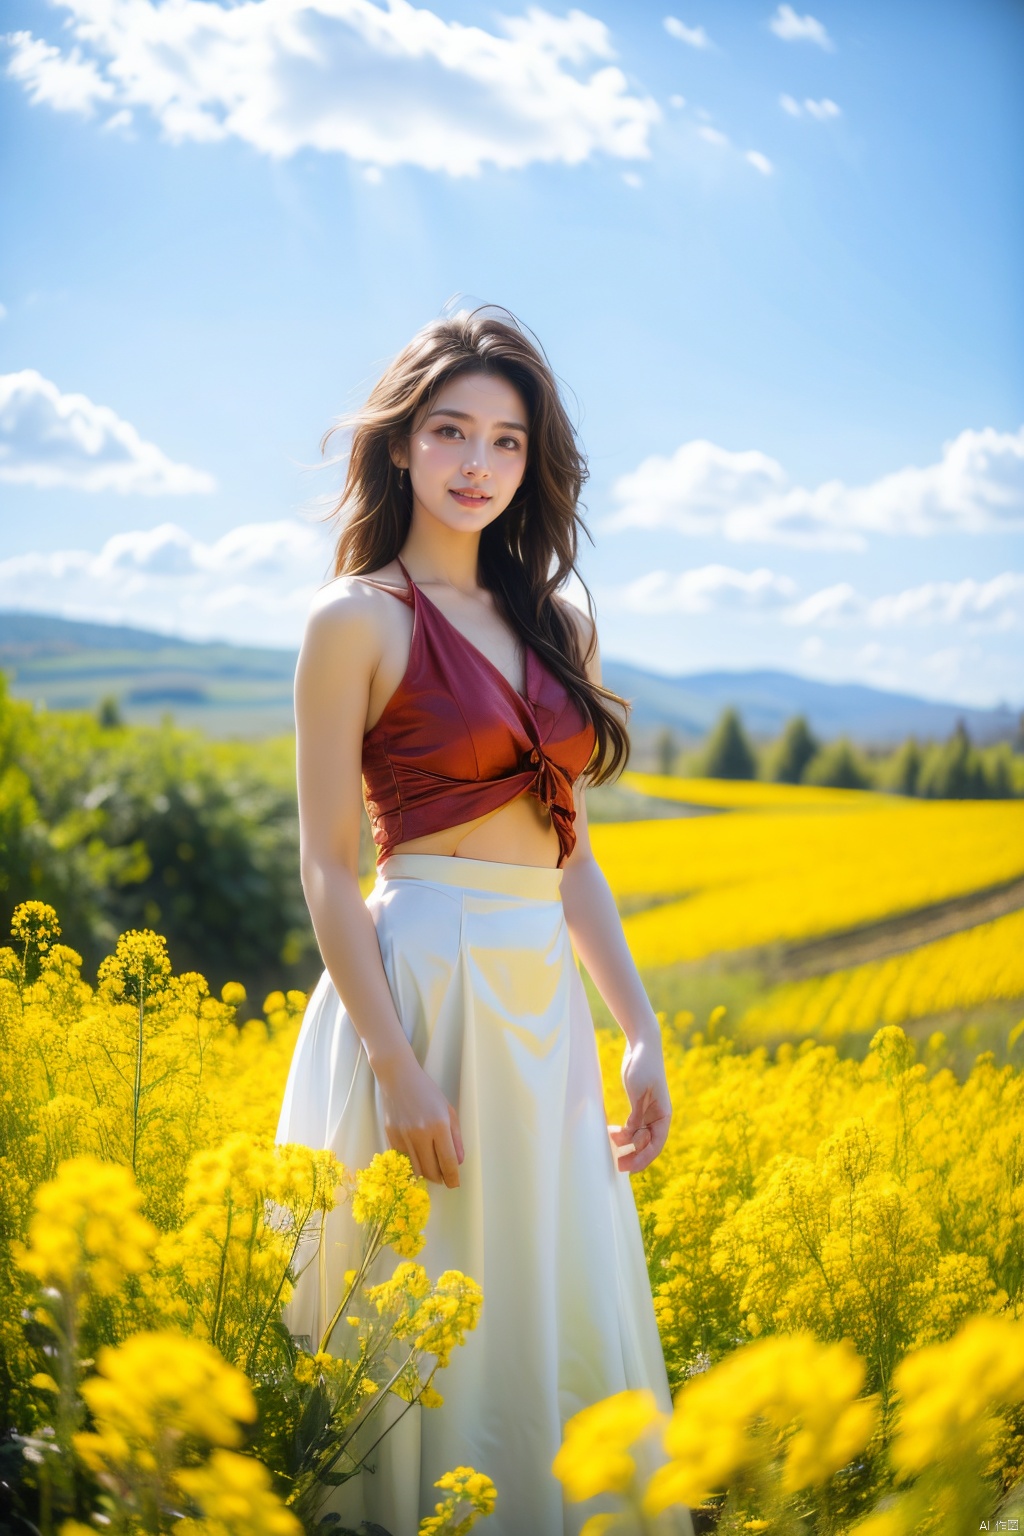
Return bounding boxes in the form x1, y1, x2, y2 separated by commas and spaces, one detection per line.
449, 489, 491, 504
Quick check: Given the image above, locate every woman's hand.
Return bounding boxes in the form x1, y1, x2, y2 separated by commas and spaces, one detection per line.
609, 1029, 672, 1175
375, 1051, 465, 1189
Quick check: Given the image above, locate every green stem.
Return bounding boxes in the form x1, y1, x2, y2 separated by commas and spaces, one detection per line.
317, 1221, 383, 1356
209, 1193, 234, 1350
246, 1198, 319, 1377
131, 986, 144, 1173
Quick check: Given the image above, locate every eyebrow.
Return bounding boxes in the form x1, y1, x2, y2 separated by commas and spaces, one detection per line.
426, 407, 528, 433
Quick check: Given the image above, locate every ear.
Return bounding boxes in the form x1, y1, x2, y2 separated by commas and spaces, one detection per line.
388, 434, 409, 471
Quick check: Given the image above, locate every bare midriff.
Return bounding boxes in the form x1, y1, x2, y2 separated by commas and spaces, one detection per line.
362, 577, 569, 869
386, 790, 562, 868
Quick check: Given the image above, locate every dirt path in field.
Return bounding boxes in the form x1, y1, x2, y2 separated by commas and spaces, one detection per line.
773, 874, 1024, 981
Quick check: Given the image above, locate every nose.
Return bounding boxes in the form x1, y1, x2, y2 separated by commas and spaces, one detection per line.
461, 438, 492, 479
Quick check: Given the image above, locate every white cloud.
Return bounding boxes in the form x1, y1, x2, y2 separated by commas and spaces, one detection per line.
598, 565, 1024, 650
4, 29, 114, 113
622, 170, 642, 188
698, 124, 728, 146
0, 303, 8, 321
4, 1, 659, 177
0, 369, 215, 494
768, 5, 834, 49
787, 573, 1024, 630
0, 520, 333, 646
604, 564, 797, 614
606, 439, 787, 536
746, 149, 773, 175
606, 425, 1024, 548
669, 93, 686, 108
663, 17, 711, 49
780, 93, 840, 118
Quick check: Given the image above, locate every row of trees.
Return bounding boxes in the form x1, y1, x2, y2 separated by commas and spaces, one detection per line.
655, 710, 1023, 797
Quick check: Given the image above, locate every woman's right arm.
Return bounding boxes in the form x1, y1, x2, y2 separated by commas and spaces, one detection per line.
294, 590, 464, 1188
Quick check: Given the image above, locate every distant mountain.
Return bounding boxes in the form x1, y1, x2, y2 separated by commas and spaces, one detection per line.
1, 609, 1017, 745
603, 662, 1019, 747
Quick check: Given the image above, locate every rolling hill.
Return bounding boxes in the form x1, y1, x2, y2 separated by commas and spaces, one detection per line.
1, 608, 1017, 745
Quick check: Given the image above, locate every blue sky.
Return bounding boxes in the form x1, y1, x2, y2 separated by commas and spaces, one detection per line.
1, 0, 1022, 705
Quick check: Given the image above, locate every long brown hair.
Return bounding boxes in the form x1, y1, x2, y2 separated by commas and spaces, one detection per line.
322, 305, 629, 783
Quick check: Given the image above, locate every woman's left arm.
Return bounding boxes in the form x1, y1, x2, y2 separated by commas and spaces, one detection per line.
557, 608, 672, 1174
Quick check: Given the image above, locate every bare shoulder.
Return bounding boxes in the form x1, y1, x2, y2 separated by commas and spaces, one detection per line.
303, 562, 406, 657
553, 592, 600, 679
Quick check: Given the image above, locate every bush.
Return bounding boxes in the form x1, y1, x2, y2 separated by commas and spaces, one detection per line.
0, 678, 317, 1000
700, 708, 756, 780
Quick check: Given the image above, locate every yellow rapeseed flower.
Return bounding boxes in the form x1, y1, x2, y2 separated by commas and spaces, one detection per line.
889, 1314, 1024, 1474
176, 1447, 302, 1536
553, 1389, 664, 1502
352, 1149, 431, 1257
11, 900, 61, 955
409, 1270, 483, 1368
97, 928, 172, 1004
418, 1465, 497, 1536
73, 1330, 256, 1477
643, 1334, 876, 1513
17, 1155, 157, 1298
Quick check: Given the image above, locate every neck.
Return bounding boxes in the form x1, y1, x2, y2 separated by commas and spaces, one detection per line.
400, 507, 484, 593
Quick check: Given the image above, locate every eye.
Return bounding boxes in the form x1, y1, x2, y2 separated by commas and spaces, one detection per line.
497, 435, 522, 451
436, 423, 464, 439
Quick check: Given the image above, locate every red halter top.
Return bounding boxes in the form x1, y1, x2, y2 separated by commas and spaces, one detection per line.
357, 560, 596, 868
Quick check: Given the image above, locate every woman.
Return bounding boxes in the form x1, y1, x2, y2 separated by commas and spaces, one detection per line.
275, 307, 693, 1536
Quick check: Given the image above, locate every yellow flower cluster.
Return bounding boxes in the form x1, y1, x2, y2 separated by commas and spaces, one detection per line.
555, 1313, 1024, 1531
154, 1131, 344, 1371
11, 899, 62, 958
365, 1262, 483, 1369
740, 907, 1024, 1042
96, 926, 173, 1005
589, 791, 1024, 965
418, 1465, 497, 1536
352, 1146, 432, 1257
73, 1329, 256, 1474
596, 1021, 1021, 1407
3, 902, 487, 1534
645, 1333, 876, 1509
175, 1448, 303, 1536
17, 1153, 157, 1299
889, 1314, 1024, 1474
552, 1388, 662, 1500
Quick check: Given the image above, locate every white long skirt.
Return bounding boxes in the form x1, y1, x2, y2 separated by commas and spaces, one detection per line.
274, 853, 693, 1536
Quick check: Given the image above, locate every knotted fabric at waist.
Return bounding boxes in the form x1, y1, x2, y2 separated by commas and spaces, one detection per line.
519, 744, 577, 864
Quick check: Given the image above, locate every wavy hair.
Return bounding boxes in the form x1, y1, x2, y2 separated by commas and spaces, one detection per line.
322, 306, 630, 783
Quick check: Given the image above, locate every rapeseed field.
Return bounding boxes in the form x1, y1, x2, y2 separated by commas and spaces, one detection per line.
3, 770, 1023, 1533
593, 780, 1024, 965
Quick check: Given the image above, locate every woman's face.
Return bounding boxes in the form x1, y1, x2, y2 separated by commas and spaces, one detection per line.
395, 370, 529, 536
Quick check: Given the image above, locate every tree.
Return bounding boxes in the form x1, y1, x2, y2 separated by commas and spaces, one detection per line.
883, 737, 922, 796
769, 716, 819, 784
804, 738, 872, 790
701, 708, 756, 780
654, 726, 678, 777
97, 694, 124, 729
918, 721, 988, 799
